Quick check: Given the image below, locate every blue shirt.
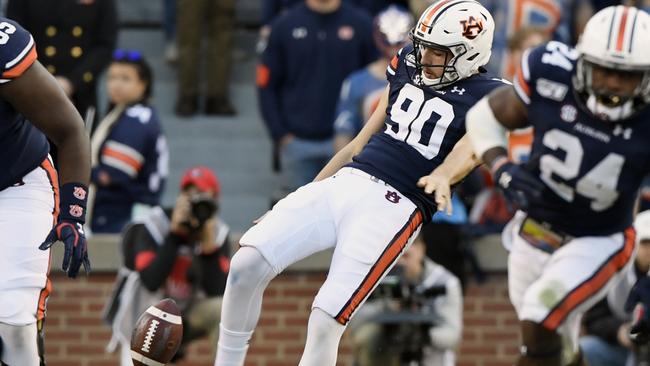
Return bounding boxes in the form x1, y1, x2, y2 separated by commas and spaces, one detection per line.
513, 42, 650, 236
334, 67, 387, 138
257, 3, 376, 141
349, 45, 508, 220
0, 17, 49, 191
91, 104, 168, 233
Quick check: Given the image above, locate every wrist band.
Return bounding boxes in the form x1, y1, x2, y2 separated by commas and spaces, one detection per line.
59, 182, 88, 223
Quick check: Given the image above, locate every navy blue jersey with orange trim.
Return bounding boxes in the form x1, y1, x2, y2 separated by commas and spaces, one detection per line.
0, 17, 48, 191
348, 44, 508, 220
512, 41, 650, 236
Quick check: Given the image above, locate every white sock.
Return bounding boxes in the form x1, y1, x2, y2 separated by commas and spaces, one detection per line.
213, 247, 276, 366
214, 325, 253, 366
298, 308, 346, 366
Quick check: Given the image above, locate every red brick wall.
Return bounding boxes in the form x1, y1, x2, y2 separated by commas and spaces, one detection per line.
44, 272, 519, 366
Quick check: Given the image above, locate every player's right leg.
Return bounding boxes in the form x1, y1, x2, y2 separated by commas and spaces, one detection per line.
214, 179, 338, 366
0, 158, 57, 366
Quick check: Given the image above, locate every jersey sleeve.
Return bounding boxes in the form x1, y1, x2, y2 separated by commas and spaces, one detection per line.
513, 41, 577, 107
386, 46, 408, 84
97, 106, 158, 183
0, 17, 37, 83
512, 46, 538, 106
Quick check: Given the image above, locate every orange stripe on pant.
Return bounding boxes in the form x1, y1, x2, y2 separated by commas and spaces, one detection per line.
37, 157, 58, 321
335, 210, 423, 325
40, 158, 60, 225
541, 228, 636, 330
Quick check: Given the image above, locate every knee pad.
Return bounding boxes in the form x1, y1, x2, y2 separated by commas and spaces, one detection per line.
228, 247, 275, 290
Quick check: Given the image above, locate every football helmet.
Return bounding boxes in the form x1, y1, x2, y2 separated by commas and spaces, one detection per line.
410, 0, 494, 89
574, 6, 650, 121
373, 5, 414, 59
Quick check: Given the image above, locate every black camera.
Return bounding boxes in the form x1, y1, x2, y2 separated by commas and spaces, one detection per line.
189, 193, 218, 228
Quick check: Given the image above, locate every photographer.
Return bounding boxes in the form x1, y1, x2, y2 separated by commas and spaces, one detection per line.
103, 166, 230, 365
349, 233, 462, 366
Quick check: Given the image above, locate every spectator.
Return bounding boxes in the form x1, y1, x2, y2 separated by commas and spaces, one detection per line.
258, 0, 376, 192
89, 50, 168, 234
350, 234, 463, 366
175, 0, 236, 116
7, 0, 117, 143
333, 5, 413, 152
103, 166, 231, 365
580, 210, 650, 366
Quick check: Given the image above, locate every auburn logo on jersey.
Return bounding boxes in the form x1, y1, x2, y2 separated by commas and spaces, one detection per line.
460, 16, 483, 40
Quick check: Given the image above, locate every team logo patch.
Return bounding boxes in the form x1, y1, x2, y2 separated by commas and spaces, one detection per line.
69, 205, 84, 218
385, 191, 401, 204
338, 26, 354, 41
73, 186, 87, 200
460, 16, 483, 40
560, 104, 577, 123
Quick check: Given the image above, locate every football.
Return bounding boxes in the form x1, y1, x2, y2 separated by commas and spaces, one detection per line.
130, 298, 183, 366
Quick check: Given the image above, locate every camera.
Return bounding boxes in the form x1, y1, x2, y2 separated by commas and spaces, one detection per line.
188, 193, 218, 228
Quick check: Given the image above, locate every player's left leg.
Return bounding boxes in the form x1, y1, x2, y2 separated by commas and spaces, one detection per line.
516, 229, 636, 366
299, 168, 423, 366
0, 159, 56, 366
0, 322, 44, 366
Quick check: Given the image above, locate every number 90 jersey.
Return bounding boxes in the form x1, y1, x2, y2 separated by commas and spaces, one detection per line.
349, 44, 507, 220
513, 41, 650, 237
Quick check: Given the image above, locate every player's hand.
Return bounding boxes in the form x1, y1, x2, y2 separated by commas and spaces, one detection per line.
492, 160, 544, 209
417, 173, 453, 215
39, 183, 90, 278
625, 276, 650, 345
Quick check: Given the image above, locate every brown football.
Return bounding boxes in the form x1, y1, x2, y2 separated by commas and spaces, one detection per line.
130, 298, 183, 366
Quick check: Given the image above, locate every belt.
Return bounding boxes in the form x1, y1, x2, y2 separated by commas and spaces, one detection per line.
337, 167, 389, 186
518, 216, 574, 254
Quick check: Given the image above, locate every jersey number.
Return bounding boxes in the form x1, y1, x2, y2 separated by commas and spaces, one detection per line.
0, 22, 16, 45
385, 84, 455, 159
540, 129, 623, 211
541, 41, 578, 72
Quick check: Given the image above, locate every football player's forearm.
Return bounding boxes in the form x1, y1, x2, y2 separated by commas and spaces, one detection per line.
435, 135, 481, 185
56, 129, 91, 185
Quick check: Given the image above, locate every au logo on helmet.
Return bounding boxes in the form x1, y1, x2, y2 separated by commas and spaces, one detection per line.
460, 16, 483, 40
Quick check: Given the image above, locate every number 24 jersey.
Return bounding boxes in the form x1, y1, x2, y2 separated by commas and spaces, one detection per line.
349, 44, 508, 220
514, 41, 650, 237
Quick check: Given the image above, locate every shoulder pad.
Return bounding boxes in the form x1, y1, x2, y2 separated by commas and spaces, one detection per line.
0, 18, 36, 83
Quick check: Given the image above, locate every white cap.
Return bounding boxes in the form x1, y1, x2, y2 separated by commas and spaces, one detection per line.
634, 210, 650, 242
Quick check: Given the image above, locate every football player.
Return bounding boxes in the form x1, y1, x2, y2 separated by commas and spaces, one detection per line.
0, 17, 90, 365
465, 5, 650, 366
214, 1, 507, 365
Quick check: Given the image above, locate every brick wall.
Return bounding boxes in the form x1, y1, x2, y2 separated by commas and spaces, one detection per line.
44, 272, 519, 366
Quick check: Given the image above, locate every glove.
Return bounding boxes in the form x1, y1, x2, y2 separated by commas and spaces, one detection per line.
39, 183, 91, 278
492, 159, 545, 209
625, 276, 650, 345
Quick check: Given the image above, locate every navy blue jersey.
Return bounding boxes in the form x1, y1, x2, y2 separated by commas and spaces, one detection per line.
349, 44, 508, 219
0, 17, 49, 191
91, 104, 168, 233
513, 41, 650, 236
257, 3, 376, 141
